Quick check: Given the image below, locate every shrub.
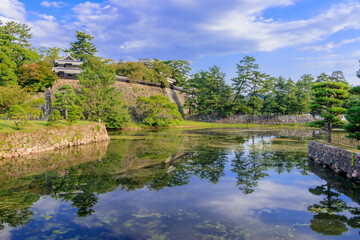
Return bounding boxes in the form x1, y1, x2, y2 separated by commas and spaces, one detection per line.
47, 110, 62, 126
67, 105, 82, 124
7, 105, 28, 129
136, 95, 183, 127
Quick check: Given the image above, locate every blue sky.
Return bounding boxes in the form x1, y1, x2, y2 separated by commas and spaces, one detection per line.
1, 0, 360, 85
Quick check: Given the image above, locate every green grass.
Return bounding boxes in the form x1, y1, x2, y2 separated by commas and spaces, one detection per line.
0, 120, 92, 133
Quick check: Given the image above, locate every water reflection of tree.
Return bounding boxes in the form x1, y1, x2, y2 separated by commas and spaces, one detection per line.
180, 146, 228, 184
231, 149, 309, 194
0, 178, 40, 229
0, 130, 315, 229
308, 183, 360, 236
231, 151, 267, 194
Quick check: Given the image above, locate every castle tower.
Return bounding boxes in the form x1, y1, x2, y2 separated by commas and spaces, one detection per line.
52, 53, 83, 79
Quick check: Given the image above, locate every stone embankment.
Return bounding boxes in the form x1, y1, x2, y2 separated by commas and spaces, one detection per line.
0, 123, 110, 158
53, 79, 187, 115
308, 140, 360, 183
187, 114, 314, 125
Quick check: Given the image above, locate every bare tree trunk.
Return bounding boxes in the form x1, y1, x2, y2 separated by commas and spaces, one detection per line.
65, 108, 68, 120
327, 121, 332, 143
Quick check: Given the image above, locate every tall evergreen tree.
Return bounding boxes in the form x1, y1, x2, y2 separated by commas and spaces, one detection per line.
0, 21, 38, 85
53, 85, 77, 119
68, 31, 97, 62
232, 56, 257, 103
247, 70, 270, 115
163, 60, 192, 86
77, 56, 131, 128
185, 66, 232, 115
310, 82, 349, 143
316, 73, 330, 83
295, 74, 314, 114
344, 86, 360, 150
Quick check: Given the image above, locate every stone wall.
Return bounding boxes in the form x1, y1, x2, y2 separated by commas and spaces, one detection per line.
0, 123, 110, 158
187, 114, 314, 125
0, 141, 108, 181
53, 79, 187, 115
308, 140, 360, 183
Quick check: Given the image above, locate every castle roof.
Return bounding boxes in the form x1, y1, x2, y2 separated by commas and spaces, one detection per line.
54, 53, 82, 65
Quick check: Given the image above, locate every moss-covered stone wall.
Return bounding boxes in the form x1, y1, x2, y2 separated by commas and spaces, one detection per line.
308, 140, 360, 183
0, 123, 109, 158
53, 79, 187, 115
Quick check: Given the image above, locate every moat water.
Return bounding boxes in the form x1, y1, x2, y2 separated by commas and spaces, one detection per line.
0, 128, 359, 239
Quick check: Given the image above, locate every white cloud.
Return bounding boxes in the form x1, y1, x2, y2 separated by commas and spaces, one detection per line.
204, 1, 360, 52
37, 14, 56, 22
0, 0, 25, 21
299, 37, 360, 52
41, 1, 65, 8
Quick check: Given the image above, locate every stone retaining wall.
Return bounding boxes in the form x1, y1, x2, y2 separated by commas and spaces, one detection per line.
0, 123, 110, 158
187, 114, 314, 125
308, 140, 360, 183
53, 79, 187, 115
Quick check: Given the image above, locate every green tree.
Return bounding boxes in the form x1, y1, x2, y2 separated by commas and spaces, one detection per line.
68, 31, 97, 62
136, 95, 183, 127
310, 82, 349, 143
330, 71, 348, 84
0, 21, 38, 85
295, 74, 314, 114
67, 105, 82, 124
116, 61, 157, 83
148, 59, 172, 87
344, 86, 360, 149
231, 56, 256, 104
163, 60, 192, 86
39, 47, 61, 64
77, 56, 131, 128
21, 97, 45, 120
186, 66, 232, 116
47, 110, 62, 126
0, 85, 29, 114
17, 61, 58, 92
247, 70, 270, 115
316, 73, 330, 83
7, 105, 27, 129
53, 85, 77, 119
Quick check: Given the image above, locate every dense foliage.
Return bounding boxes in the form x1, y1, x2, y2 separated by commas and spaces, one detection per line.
345, 86, 360, 149
136, 95, 183, 127
1, 20, 358, 134
310, 81, 349, 142
77, 56, 131, 128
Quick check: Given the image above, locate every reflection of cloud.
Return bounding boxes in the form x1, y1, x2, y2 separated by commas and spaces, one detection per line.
0, 225, 12, 240
32, 196, 68, 216
203, 179, 322, 217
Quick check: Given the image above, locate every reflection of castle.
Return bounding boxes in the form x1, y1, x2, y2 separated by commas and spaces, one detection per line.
52, 53, 83, 79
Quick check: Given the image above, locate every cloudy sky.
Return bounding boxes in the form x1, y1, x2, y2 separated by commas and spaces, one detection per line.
1, 0, 360, 85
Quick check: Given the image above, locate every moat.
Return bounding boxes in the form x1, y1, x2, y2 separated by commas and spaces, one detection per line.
0, 128, 359, 239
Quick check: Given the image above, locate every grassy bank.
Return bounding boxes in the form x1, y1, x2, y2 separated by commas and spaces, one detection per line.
0, 120, 92, 133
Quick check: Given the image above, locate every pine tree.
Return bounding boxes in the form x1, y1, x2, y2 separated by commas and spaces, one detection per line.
68, 31, 97, 62
53, 85, 77, 119
344, 86, 360, 149
77, 56, 131, 128
310, 81, 349, 143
